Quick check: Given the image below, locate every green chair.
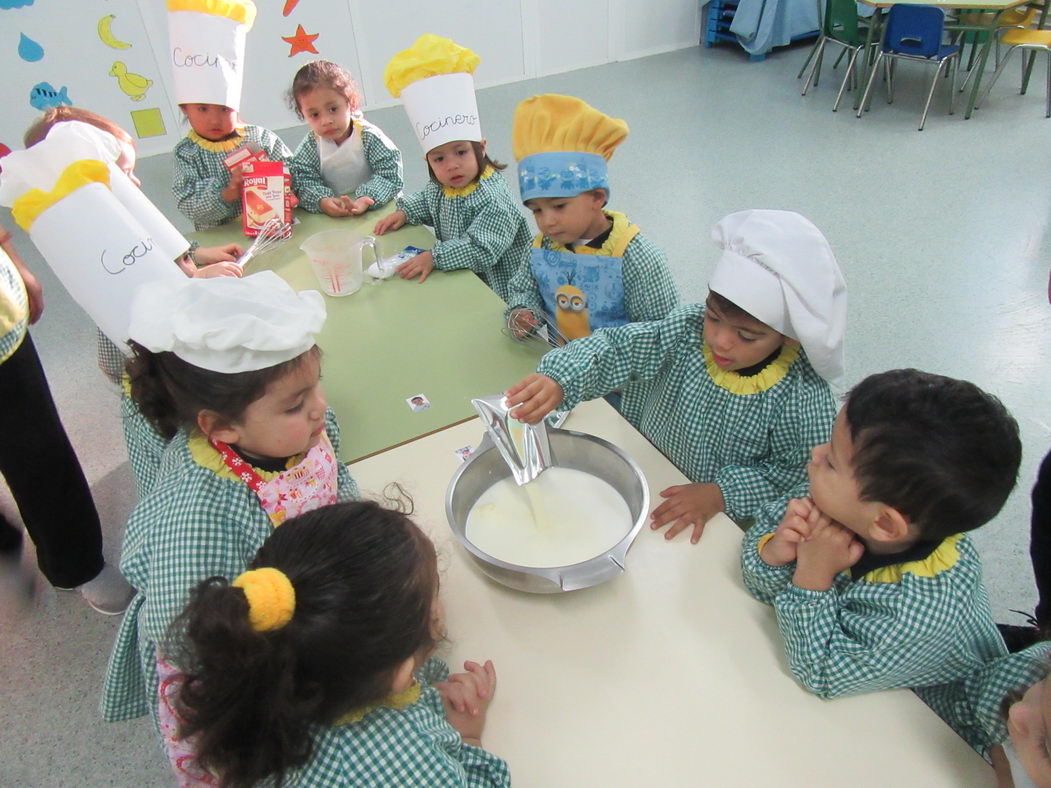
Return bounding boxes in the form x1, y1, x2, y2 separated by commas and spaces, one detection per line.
800, 0, 877, 111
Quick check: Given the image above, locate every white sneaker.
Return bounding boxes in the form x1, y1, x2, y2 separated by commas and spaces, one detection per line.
59, 563, 135, 615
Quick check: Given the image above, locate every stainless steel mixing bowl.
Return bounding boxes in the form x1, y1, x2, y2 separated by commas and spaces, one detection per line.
445, 428, 649, 593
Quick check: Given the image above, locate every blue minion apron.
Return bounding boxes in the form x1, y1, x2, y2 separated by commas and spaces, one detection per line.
530, 211, 639, 341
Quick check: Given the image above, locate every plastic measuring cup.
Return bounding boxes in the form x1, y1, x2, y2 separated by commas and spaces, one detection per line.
299, 229, 378, 297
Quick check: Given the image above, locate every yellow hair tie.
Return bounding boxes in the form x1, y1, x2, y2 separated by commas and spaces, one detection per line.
232, 567, 295, 632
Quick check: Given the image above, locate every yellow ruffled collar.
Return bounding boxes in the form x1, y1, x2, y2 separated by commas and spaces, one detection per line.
187, 126, 247, 153
441, 165, 495, 198
186, 429, 303, 482
546, 210, 630, 257
702, 341, 798, 395
334, 682, 422, 726
859, 534, 963, 584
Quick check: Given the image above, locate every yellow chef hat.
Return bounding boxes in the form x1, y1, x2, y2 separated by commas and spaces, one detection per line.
167, 0, 256, 111
383, 35, 482, 153
514, 94, 628, 202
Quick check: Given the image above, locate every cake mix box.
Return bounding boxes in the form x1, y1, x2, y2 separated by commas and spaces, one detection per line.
240, 160, 293, 237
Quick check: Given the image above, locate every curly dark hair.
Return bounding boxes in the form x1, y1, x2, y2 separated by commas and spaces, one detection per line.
169, 501, 439, 788
287, 60, 361, 118
125, 341, 320, 440
844, 369, 1022, 541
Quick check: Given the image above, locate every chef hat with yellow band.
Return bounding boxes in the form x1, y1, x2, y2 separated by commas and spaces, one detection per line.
2, 158, 185, 351
167, 0, 257, 111
384, 34, 481, 153
513, 94, 629, 203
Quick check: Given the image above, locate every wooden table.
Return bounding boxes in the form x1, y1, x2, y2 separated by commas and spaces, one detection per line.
349, 399, 994, 787
856, 0, 1032, 119
192, 206, 544, 462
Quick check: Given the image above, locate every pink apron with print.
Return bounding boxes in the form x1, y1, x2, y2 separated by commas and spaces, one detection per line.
157, 437, 340, 786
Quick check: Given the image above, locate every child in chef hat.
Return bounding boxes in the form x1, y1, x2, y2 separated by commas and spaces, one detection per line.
167, 0, 292, 229
507, 209, 845, 544
373, 34, 530, 302
505, 94, 679, 343
100, 271, 359, 772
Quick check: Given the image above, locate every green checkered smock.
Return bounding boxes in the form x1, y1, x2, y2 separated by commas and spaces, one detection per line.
277, 659, 511, 787
0, 247, 28, 364
536, 304, 837, 522
504, 212, 679, 324
100, 411, 358, 725
290, 121, 404, 213
173, 125, 292, 230
741, 488, 1007, 707
396, 168, 531, 303
120, 386, 169, 501
920, 641, 1051, 755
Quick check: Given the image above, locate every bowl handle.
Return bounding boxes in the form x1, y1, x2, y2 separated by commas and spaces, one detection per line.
558, 553, 626, 592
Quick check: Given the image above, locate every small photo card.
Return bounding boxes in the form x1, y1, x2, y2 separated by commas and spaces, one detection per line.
406, 393, 431, 412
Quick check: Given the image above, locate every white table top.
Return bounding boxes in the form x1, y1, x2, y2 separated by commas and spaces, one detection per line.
349, 400, 994, 787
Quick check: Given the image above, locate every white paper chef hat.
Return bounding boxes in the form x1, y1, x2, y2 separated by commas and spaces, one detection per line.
167, 0, 256, 112
7, 159, 186, 351
128, 271, 326, 373
0, 120, 189, 263
384, 35, 482, 153
708, 210, 847, 381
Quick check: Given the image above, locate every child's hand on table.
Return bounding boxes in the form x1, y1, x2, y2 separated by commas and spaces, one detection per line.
195, 243, 243, 265
761, 497, 824, 566
649, 482, 725, 544
508, 308, 540, 339
505, 374, 564, 424
320, 196, 353, 217
397, 250, 434, 282
793, 519, 863, 592
434, 659, 497, 747
193, 261, 243, 279
220, 166, 244, 203
374, 210, 407, 235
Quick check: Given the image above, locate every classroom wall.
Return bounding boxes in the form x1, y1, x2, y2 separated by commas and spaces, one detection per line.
0, 0, 700, 160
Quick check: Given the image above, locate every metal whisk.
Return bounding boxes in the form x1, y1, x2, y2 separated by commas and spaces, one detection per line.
236, 218, 292, 269
502, 309, 571, 350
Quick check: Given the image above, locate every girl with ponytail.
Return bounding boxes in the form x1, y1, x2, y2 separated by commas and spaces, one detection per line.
169, 502, 508, 787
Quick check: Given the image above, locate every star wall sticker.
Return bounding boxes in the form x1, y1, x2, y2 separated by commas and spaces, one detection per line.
282, 24, 318, 56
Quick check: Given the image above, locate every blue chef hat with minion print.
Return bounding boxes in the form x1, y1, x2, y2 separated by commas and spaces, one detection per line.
513, 94, 628, 202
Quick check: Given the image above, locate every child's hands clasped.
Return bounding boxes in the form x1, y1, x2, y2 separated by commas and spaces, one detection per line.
793, 519, 864, 592
649, 483, 725, 544
761, 497, 826, 566
320, 195, 376, 218
320, 196, 353, 217
505, 374, 564, 424
396, 249, 434, 282
373, 209, 407, 235
434, 659, 497, 747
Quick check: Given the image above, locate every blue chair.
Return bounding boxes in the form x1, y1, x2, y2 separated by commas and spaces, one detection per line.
857, 4, 961, 130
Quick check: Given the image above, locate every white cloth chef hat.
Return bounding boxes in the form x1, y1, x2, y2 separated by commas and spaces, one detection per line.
128, 271, 326, 373
708, 209, 847, 381
167, 0, 256, 111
